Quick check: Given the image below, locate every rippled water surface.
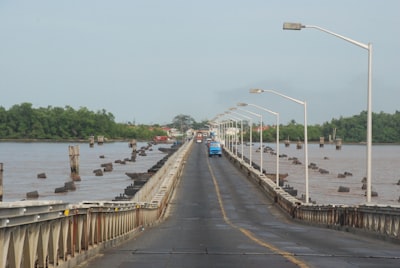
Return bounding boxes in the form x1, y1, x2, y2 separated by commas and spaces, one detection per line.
1, 141, 399, 206
239, 142, 400, 206
0, 141, 167, 203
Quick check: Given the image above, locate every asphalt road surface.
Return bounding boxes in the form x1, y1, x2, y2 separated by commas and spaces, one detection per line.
83, 143, 400, 268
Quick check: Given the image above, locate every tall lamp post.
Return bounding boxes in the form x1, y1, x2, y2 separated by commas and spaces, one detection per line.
216, 113, 227, 147
236, 106, 264, 176
226, 118, 237, 154
225, 113, 241, 157
283, 22, 373, 203
250, 88, 309, 203
238, 103, 280, 187
226, 112, 245, 161
229, 109, 253, 166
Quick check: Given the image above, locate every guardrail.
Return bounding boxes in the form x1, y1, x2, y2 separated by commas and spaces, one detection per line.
0, 140, 192, 268
223, 148, 400, 243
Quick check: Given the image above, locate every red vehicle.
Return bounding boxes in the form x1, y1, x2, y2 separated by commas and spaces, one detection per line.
153, 136, 173, 144
195, 132, 203, 143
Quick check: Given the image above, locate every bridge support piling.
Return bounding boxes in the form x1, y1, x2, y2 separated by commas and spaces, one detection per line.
97, 136, 104, 145
69, 145, 81, 181
89, 136, 95, 148
0, 163, 3, 202
336, 138, 342, 150
130, 139, 137, 162
319, 137, 324, 147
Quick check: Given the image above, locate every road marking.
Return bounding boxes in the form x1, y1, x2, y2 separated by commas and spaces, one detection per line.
206, 154, 309, 268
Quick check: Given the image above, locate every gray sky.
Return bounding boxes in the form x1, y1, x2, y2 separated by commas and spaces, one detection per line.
1, 0, 399, 125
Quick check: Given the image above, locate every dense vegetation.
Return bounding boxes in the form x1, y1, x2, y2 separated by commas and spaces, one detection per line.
1, 104, 399, 143
253, 111, 400, 144
0, 103, 166, 140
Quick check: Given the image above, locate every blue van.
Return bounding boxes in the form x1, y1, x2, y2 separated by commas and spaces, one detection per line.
208, 141, 222, 157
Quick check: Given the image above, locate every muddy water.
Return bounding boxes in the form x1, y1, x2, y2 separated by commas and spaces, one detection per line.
0, 141, 167, 203
239, 143, 400, 205
1, 141, 399, 206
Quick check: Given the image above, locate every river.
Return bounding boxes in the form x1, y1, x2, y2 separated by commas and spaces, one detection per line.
1, 141, 400, 206
0, 141, 168, 204
237, 142, 400, 206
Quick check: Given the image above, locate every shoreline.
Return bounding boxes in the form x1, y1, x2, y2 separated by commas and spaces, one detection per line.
1, 138, 399, 146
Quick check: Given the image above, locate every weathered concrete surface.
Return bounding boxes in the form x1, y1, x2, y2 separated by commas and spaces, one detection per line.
82, 143, 400, 268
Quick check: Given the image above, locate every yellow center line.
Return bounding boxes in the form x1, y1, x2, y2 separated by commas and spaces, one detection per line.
206, 154, 309, 268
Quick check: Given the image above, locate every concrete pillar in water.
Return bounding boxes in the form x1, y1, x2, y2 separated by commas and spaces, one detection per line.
89, 135, 95, 147
296, 141, 302, 149
284, 139, 290, 147
69, 145, 81, 181
130, 139, 137, 162
0, 163, 3, 201
336, 138, 342, 150
97, 136, 104, 145
319, 137, 325, 148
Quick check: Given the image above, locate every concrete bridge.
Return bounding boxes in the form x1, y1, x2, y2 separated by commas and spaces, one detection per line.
1, 140, 400, 267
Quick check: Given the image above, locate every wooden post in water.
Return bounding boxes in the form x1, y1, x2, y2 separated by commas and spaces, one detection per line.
319, 137, 325, 148
89, 135, 95, 147
130, 139, 137, 162
0, 163, 3, 201
69, 145, 81, 181
97, 136, 104, 145
335, 138, 342, 150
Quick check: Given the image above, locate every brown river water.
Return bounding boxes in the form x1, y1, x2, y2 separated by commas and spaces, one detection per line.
237, 142, 400, 206
0, 141, 167, 204
1, 141, 399, 206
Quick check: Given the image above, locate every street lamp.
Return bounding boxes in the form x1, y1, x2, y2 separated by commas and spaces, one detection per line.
238, 103, 280, 187
250, 88, 309, 203
225, 113, 241, 157
227, 110, 245, 161
283, 22, 373, 203
216, 113, 227, 146
223, 115, 237, 154
236, 105, 264, 176
223, 118, 234, 153
229, 109, 253, 166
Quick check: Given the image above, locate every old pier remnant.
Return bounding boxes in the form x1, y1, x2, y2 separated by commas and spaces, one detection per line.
37, 172, 46, 179
319, 137, 325, 147
284, 136, 290, 147
336, 138, 342, 150
0, 163, 3, 201
69, 145, 81, 181
129, 139, 137, 162
97, 135, 104, 145
26, 190, 39, 199
296, 141, 302, 149
89, 135, 95, 147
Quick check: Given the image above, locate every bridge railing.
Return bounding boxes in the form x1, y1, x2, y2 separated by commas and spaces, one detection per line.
223, 147, 400, 242
0, 140, 192, 268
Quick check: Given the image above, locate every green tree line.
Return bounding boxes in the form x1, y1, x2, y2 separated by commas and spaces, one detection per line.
0, 103, 166, 140
1, 104, 399, 143
243, 111, 400, 144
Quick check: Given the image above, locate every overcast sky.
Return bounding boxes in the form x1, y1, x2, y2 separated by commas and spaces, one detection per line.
1, 0, 399, 125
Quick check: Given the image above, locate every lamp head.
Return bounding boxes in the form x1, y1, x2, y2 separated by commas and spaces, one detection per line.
249, 88, 264, 94
283, 22, 303, 30
237, 102, 248, 107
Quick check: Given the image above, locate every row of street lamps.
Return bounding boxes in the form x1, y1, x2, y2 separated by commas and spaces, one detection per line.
211, 22, 372, 204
